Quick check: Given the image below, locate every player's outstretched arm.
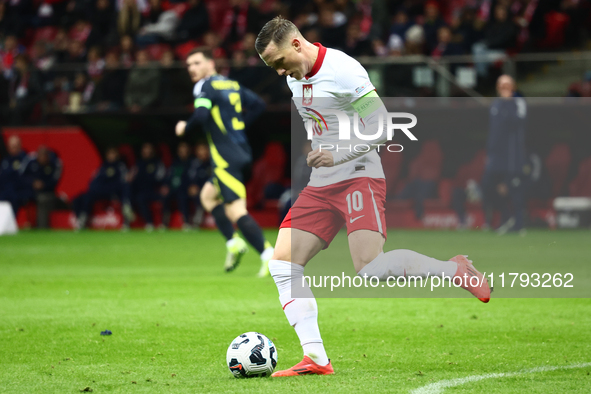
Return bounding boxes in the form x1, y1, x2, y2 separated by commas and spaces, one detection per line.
175, 98, 212, 137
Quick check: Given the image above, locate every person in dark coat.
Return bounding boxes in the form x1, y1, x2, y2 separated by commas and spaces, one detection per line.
481, 75, 528, 233
20, 146, 63, 228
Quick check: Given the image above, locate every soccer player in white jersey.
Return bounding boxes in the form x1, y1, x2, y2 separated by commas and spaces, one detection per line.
256, 17, 491, 377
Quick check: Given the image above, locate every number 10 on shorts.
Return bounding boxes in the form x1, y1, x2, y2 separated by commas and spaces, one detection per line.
346, 191, 364, 214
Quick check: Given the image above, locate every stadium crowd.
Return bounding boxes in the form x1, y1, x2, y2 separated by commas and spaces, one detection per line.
1, 0, 590, 122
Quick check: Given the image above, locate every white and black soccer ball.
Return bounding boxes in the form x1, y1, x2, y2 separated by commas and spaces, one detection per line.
226, 332, 278, 378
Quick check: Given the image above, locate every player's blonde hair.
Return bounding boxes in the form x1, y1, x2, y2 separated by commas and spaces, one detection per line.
255, 16, 299, 54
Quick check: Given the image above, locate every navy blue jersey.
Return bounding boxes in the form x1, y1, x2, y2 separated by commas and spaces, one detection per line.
90, 160, 127, 189
486, 97, 527, 174
188, 158, 211, 188
167, 158, 192, 191
186, 75, 265, 171
0, 151, 27, 191
133, 158, 166, 192
21, 151, 63, 192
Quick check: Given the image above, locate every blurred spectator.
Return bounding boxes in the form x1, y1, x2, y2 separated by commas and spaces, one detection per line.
203, 31, 227, 60
1, 35, 26, 78
61, 39, 86, 64
302, 28, 321, 45
90, 51, 128, 111
59, 0, 91, 29
404, 24, 425, 55
317, 4, 347, 50
344, 20, 374, 57
240, 33, 259, 63
175, 0, 209, 43
472, 5, 517, 77
450, 6, 482, 53
220, 0, 261, 50
431, 26, 464, 58
481, 75, 527, 234
52, 28, 70, 63
31, 41, 56, 72
135, 4, 180, 46
118, 0, 142, 38
142, 0, 163, 25
228, 50, 259, 89
73, 146, 130, 230
8, 54, 44, 124
0, 135, 27, 215
158, 49, 192, 108
68, 72, 93, 111
124, 49, 160, 112
119, 35, 135, 68
386, 8, 411, 56
387, 32, 404, 56
422, 1, 446, 54
484, 5, 518, 50
186, 142, 211, 227
116, 0, 149, 13
87, 0, 117, 48
389, 9, 413, 41
161, 142, 193, 229
69, 19, 92, 44
371, 38, 388, 57
127, 142, 166, 231
86, 46, 105, 81
20, 146, 63, 228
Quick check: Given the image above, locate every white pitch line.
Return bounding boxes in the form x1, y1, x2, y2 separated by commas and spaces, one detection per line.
410, 362, 591, 394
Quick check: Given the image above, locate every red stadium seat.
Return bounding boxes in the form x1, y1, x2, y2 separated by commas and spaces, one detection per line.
454, 149, 486, 188
408, 139, 443, 182
246, 142, 286, 209
545, 143, 571, 197
569, 157, 591, 197
174, 40, 200, 60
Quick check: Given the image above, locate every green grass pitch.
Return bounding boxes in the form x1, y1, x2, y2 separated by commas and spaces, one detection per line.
1, 229, 590, 393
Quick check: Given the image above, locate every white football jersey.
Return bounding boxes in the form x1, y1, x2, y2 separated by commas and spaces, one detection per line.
288, 43, 385, 187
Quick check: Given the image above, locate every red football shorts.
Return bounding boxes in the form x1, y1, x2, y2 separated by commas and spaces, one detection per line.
280, 177, 387, 248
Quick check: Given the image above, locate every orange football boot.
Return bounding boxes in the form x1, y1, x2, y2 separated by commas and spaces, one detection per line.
271, 355, 334, 377
450, 255, 491, 303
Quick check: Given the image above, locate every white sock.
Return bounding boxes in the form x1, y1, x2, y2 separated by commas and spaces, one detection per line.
358, 249, 458, 279
269, 259, 329, 366
260, 247, 274, 262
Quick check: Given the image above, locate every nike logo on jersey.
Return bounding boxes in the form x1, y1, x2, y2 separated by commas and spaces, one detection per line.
350, 215, 365, 223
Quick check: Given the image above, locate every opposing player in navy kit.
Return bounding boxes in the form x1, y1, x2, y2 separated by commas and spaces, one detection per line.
175, 47, 274, 277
